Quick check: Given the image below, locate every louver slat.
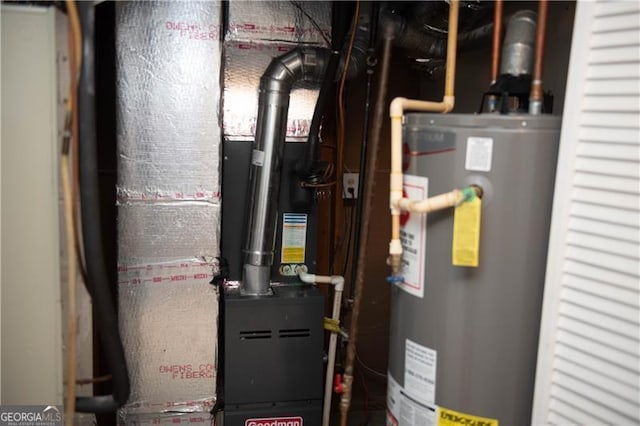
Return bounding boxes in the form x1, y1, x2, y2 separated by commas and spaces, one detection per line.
533, 1, 640, 424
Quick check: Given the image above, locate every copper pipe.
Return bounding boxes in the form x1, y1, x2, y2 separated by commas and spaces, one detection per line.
491, 0, 503, 83
530, 0, 548, 114
338, 23, 394, 426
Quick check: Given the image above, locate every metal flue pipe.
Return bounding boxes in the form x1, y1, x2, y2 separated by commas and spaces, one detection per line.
242, 48, 329, 296
500, 10, 537, 77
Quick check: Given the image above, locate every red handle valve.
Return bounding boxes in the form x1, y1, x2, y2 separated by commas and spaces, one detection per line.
334, 374, 344, 394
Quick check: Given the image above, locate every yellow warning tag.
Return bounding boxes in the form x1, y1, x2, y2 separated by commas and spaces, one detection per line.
438, 406, 498, 426
452, 197, 481, 267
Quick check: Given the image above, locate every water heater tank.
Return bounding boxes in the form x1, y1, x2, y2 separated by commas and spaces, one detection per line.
387, 114, 561, 425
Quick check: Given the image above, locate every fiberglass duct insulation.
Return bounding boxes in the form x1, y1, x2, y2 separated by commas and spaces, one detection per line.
116, 1, 221, 420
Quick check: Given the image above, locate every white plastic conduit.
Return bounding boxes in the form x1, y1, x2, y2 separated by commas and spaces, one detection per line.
297, 270, 344, 426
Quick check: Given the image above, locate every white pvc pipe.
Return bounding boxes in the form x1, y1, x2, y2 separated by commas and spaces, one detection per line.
388, 1, 460, 275
397, 189, 463, 213
298, 270, 344, 426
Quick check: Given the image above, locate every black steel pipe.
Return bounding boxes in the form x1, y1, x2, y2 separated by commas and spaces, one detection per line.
297, 2, 369, 183
296, 51, 340, 182
76, 1, 130, 412
349, 1, 379, 300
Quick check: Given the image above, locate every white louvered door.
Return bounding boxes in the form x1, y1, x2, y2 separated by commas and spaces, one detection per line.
532, 1, 640, 425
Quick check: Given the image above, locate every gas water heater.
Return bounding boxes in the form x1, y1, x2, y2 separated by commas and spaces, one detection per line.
387, 114, 561, 425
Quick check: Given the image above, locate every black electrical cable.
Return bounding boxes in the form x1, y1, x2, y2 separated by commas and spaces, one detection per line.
341, 202, 357, 278
296, 51, 340, 182
296, 2, 353, 182
76, 1, 130, 413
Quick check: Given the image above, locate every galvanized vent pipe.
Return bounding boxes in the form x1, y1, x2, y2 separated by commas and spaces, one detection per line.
242, 47, 329, 296
500, 9, 537, 77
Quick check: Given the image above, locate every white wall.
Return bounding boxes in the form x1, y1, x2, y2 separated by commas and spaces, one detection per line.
1, 5, 63, 404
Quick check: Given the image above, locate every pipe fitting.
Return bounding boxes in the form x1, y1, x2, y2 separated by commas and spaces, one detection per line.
387, 254, 403, 276
390, 97, 408, 118
389, 238, 403, 256
298, 270, 345, 291
390, 189, 404, 213
443, 95, 455, 112
388, 239, 403, 275
396, 197, 414, 211
339, 374, 354, 410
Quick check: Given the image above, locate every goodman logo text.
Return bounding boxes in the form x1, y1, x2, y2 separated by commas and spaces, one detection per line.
245, 417, 303, 426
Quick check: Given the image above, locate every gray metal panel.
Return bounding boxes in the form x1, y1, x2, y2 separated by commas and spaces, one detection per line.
389, 114, 561, 425
223, 285, 324, 405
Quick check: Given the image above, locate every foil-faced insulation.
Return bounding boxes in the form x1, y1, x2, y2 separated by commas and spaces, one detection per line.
223, 41, 320, 140
226, 1, 330, 45
222, 1, 330, 140
116, 0, 221, 414
119, 411, 215, 425
116, 1, 221, 202
117, 203, 220, 266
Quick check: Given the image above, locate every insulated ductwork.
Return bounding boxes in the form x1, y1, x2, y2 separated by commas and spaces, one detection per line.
242, 47, 329, 296
381, 10, 496, 60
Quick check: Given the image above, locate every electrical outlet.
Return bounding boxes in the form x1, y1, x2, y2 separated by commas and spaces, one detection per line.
343, 173, 359, 199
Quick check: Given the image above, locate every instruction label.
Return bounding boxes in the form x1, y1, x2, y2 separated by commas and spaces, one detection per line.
404, 339, 437, 406
388, 370, 499, 426
465, 137, 493, 172
399, 175, 428, 298
281, 213, 307, 264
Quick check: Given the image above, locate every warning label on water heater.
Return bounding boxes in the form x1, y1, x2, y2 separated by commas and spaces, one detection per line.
465, 137, 493, 172
405, 339, 437, 406
399, 175, 428, 298
281, 213, 307, 264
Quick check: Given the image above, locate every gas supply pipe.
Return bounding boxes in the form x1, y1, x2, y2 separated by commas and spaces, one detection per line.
388, 0, 460, 277
297, 269, 344, 426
